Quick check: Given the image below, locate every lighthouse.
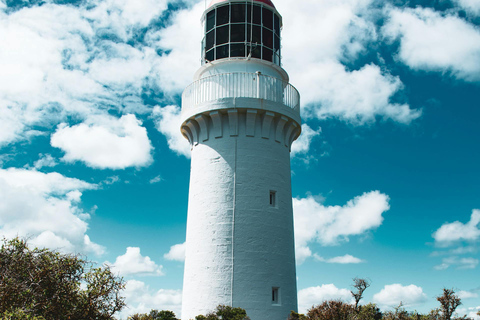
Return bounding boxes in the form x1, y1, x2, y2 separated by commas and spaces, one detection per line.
180, 0, 301, 319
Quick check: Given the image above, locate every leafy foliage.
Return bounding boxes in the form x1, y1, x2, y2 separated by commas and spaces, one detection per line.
195, 305, 250, 320
128, 310, 179, 320
436, 289, 461, 320
0, 237, 125, 320
351, 278, 371, 312
307, 300, 355, 320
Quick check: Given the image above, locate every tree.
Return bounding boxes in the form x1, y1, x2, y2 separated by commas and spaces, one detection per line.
288, 310, 308, 320
128, 310, 179, 320
357, 303, 382, 320
0, 237, 125, 320
437, 289, 461, 320
307, 300, 355, 320
195, 305, 250, 320
351, 278, 371, 312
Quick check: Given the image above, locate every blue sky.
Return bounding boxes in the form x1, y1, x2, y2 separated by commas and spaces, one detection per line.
0, 0, 479, 318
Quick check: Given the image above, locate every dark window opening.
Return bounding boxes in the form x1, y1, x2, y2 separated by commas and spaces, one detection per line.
252, 5, 262, 25
206, 30, 215, 50
262, 7, 273, 30
274, 15, 280, 35
205, 49, 214, 62
231, 4, 246, 23
263, 47, 273, 62
263, 28, 273, 49
247, 25, 261, 44
216, 25, 229, 45
231, 23, 246, 42
216, 45, 229, 60
274, 34, 281, 51
216, 5, 229, 26
269, 191, 276, 207
206, 10, 215, 31
272, 287, 280, 305
231, 44, 246, 58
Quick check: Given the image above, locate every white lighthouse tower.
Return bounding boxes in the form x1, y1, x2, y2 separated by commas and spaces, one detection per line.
180, 0, 301, 319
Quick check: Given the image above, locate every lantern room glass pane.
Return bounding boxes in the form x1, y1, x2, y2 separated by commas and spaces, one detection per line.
247, 25, 261, 44
231, 4, 246, 23
216, 5, 229, 26
206, 30, 214, 50
216, 44, 229, 59
263, 8, 273, 30
231, 23, 245, 42
216, 25, 229, 45
206, 10, 215, 32
252, 5, 261, 25
206, 48, 214, 62
251, 45, 261, 59
263, 28, 273, 49
274, 34, 280, 51
263, 47, 273, 62
231, 44, 246, 57
274, 14, 280, 35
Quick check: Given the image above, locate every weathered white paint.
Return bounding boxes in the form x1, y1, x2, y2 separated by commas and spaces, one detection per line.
181, 63, 300, 318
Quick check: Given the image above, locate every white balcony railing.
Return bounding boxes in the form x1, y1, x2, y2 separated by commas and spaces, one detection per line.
182, 72, 300, 114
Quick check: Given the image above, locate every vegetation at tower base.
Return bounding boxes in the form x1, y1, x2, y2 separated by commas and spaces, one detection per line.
351, 278, 371, 312
127, 310, 179, 320
436, 289, 462, 320
194, 305, 250, 320
0, 237, 125, 320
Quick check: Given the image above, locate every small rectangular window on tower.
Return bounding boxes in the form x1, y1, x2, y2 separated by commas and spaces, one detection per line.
269, 191, 276, 207
272, 287, 280, 305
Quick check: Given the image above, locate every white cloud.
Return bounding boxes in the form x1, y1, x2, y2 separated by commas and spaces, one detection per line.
293, 191, 390, 264
145, 1, 204, 93
373, 284, 427, 308
149, 175, 163, 184
314, 254, 365, 264
458, 291, 479, 299
383, 7, 480, 82
0, 1, 170, 148
298, 284, 352, 314
33, 154, 57, 169
276, 0, 419, 125
152, 105, 191, 157
164, 242, 186, 262
453, 0, 480, 15
300, 63, 421, 125
0, 168, 103, 255
435, 256, 479, 270
433, 210, 480, 246
51, 114, 153, 169
291, 124, 321, 156
108, 247, 164, 276
118, 280, 182, 319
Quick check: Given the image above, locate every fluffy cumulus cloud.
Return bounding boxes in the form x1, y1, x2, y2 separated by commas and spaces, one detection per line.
293, 191, 390, 263
108, 247, 164, 276
373, 284, 427, 308
51, 114, 153, 169
152, 105, 191, 157
298, 284, 352, 313
0, 168, 103, 255
383, 7, 480, 82
291, 124, 322, 156
300, 63, 421, 125
433, 210, 480, 246
164, 242, 186, 262
0, 0, 171, 148
453, 0, 480, 15
118, 280, 182, 319
276, 0, 420, 125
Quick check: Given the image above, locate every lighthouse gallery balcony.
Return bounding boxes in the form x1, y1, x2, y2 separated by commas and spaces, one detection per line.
181, 72, 300, 116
